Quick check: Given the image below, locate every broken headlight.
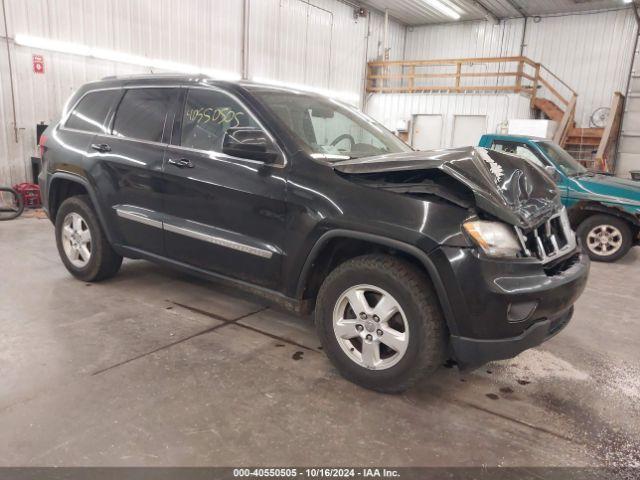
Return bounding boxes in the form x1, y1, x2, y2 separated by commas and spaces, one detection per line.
463, 220, 522, 258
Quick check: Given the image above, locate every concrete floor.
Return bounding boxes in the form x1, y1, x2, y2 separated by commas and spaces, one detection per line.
1, 214, 639, 467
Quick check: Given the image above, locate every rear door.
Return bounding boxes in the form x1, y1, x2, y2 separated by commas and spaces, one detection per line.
162, 87, 287, 289
91, 87, 179, 255
53, 88, 121, 194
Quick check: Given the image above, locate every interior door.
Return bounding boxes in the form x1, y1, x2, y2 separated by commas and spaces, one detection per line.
162, 87, 287, 289
411, 114, 443, 151
452, 115, 487, 148
91, 87, 179, 255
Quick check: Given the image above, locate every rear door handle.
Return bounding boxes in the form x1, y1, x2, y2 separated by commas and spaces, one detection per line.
91, 143, 111, 153
168, 158, 195, 169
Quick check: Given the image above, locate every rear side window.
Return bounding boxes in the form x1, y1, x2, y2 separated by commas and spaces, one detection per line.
65, 90, 118, 133
112, 88, 177, 142
180, 88, 258, 152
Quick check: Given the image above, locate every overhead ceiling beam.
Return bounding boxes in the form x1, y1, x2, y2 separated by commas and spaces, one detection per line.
504, 0, 527, 17
460, 0, 500, 24
357, 1, 409, 26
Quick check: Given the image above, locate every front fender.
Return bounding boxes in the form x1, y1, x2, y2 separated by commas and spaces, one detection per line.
294, 229, 460, 336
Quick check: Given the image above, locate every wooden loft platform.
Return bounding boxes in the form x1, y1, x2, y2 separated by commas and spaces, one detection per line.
366, 56, 624, 173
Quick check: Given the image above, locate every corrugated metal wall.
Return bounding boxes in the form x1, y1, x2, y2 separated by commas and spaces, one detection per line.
367, 9, 638, 152
403, 17, 524, 59
0, 0, 397, 185
366, 92, 531, 147
247, 0, 375, 99
523, 8, 637, 127
367, 8, 406, 61
366, 18, 528, 148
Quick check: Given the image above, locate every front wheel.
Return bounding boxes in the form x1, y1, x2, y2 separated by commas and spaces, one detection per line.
577, 214, 633, 262
315, 255, 446, 393
55, 195, 123, 281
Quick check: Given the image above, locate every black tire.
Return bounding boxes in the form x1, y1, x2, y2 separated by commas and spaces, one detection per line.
0, 187, 24, 221
315, 254, 447, 393
55, 195, 123, 281
576, 214, 633, 263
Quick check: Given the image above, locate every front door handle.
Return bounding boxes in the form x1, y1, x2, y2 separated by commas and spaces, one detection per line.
91, 143, 111, 153
168, 158, 195, 169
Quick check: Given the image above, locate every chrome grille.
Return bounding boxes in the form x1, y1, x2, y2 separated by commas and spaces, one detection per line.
515, 208, 576, 263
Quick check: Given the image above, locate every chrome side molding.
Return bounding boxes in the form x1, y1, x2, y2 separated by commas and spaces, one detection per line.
115, 206, 163, 229
114, 205, 273, 259
163, 223, 273, 259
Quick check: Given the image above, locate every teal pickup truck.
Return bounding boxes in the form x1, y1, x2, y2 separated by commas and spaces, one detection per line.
479, 134, 640, 262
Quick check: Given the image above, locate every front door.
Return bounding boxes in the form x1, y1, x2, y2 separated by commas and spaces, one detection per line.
92, 87, 179, 255
162, 87, 287, 289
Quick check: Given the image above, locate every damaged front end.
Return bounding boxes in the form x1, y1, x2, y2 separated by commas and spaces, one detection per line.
333, 146, 576, 263
332, 146, 590, 368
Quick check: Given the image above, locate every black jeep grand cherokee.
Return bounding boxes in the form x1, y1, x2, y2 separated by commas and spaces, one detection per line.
39, 75, 589, 392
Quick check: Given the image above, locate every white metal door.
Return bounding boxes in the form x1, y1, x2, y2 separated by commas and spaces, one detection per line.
452, 115, 487, 148
411, 115, 443, 151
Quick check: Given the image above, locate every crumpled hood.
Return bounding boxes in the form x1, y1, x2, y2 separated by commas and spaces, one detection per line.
332, 147, 561, 229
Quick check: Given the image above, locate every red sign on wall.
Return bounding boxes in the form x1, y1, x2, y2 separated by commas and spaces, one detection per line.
33, 54, 45, 74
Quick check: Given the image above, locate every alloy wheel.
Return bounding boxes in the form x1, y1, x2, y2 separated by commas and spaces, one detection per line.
332, 284, 409, 370
61, 212, 92, 268
586, 224, 623, 257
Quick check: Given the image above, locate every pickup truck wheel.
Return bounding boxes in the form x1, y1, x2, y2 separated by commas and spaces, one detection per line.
55, 195, 123, 281
315, 254, 446, 393
577, 214, 632, 262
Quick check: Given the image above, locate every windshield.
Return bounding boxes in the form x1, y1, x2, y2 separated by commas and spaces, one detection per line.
251, 89, 412, 159
537, 141, 587, 177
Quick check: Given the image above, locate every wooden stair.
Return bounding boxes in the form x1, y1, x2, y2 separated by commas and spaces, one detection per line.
566, 128, 604, 147
533, 98, 565, 123
365, 56, 624, 172
533, 97, 605, 167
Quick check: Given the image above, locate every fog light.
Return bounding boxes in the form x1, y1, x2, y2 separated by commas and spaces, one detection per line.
507, 301, 538, 323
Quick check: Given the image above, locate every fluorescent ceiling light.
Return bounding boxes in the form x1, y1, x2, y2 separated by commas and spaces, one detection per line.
250, 77, 361, 104
14, 34, 241, 81
422, 0, 461, 19
15, 34, 360, 103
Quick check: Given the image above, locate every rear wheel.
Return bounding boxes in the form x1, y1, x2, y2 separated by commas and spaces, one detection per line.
315, 254, 446, 393
55, 195, 123, 281
577, 214, 632, 262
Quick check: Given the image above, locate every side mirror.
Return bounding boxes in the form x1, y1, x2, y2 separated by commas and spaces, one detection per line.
222, 127, 281, 163
545, 165, 561, 182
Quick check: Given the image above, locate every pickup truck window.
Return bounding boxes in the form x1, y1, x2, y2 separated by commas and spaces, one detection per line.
490, 140, 545, 168
253, 91, 410, 159
537, 141, 587, 177
65, 90, 118, 134
180, 89, 258, 152
112, 88, 178, 143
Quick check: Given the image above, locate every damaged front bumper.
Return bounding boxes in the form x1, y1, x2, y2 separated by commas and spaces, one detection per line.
428, 244, 590, 368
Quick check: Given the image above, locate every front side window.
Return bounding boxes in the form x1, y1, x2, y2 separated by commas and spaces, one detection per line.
112, 88, 177, 142
65, 90, 118, 133
537, 141, 587, 177
180, 89, 258, 152
251, 89, 411, 159
491, 140, 546, 168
